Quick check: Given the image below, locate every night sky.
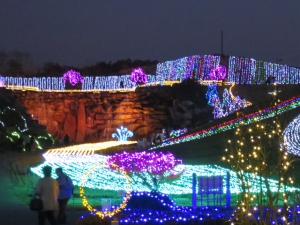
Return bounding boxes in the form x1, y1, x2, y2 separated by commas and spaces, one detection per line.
1, 1, 300, 67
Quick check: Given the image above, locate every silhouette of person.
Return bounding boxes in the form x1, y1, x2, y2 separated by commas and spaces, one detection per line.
35, 166, 59, 225
55, 167, 74, 224
63, 134, 70, 146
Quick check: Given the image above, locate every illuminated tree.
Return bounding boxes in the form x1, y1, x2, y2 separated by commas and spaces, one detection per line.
209, 65, 227, 80
130, 68, 148, 84
107, 151, 183, 191
62, 70, 84, 86
223, 91, 299, 224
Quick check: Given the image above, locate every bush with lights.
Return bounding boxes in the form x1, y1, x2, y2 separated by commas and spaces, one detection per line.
0, 96, 54, 152
108, 151, 184, 191
130, 68, 148, 85
62, 69, 84, 90
223, 89, 300, 224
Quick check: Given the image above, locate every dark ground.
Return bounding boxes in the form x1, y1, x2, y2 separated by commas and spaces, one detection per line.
0, 153, 86, 225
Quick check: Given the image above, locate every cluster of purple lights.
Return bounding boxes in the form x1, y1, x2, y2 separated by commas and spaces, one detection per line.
107, 151, 181, 175
130, 68, 148, 84
62, 70, 84, 86
209, 65, 227, 80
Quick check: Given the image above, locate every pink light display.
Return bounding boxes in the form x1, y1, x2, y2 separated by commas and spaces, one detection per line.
130, 68, 148, 84
62, 70, 84, 86
209, 65, 227, 80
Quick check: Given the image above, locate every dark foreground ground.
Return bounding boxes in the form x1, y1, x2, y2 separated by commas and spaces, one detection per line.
0, 155, 86, 225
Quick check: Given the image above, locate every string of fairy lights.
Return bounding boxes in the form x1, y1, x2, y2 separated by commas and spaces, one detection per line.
206, 82, 252, 119
283, 114, 300, 156
0, 106, 28, 132
151, 95, 300, 150
221, 105, 297, 223
2, 55, 300, 92
0, 105, 55, 149
79, 163, 132, 218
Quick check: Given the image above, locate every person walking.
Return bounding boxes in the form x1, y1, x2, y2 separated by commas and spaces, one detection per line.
55, 167, 74, 224
35, 166, 59, 225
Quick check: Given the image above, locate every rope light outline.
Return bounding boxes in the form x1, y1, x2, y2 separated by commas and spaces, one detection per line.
79, 163, 132, 218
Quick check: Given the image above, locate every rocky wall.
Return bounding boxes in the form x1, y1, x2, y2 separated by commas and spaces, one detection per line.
12, 86, 173, 143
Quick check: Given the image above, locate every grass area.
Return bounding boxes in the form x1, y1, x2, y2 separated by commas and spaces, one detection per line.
4, 84, 300, 211
4, 160, 239, 210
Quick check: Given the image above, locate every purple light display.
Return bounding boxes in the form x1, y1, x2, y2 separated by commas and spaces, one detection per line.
108, 151, 181, 175
130, 68, 148, 84
79, 191, 300, 224
209, 65, 227, 80
62, 70, 84, 86
0, 76, 4, 87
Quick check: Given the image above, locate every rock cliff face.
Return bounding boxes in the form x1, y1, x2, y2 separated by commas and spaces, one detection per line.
10, 84, 211, 143
11, 87, 173, 143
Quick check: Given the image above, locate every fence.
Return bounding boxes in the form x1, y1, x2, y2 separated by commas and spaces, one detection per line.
192, 172, 231, 207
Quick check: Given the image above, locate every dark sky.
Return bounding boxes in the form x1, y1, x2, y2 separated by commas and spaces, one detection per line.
1, 1, 300, 67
